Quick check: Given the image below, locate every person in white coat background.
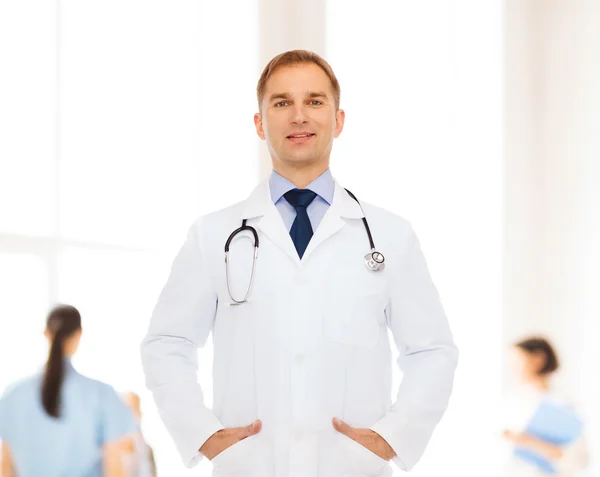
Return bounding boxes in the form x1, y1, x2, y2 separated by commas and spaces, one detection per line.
140, 49, 459, 477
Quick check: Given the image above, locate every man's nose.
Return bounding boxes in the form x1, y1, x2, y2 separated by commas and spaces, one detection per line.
291, 105, 308, 124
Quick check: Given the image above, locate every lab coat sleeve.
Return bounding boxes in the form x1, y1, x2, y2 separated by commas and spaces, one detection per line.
140, 219, 224, 468
370, 224, 459, 472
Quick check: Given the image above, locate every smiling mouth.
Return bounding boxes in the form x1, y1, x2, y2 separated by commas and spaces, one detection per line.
287, 133, 315, 138
287, 133, 316, 143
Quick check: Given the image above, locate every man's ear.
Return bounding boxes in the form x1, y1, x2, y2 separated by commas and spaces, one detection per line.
334, 109, 345, 138
254, 113, 266, 140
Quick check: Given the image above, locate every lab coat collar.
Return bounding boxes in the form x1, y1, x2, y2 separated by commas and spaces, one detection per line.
239, 173, 364, 265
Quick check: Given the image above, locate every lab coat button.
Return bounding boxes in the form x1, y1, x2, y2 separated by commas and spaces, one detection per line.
295, 354, 305, 365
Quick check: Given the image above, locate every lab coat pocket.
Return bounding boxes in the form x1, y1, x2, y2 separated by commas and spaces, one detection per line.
324, 292, 386, 348
211, 434, 272, 477
338, 433, 392, 477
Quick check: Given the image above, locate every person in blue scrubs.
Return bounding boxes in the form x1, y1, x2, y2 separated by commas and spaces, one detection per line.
0, 304, 138, 477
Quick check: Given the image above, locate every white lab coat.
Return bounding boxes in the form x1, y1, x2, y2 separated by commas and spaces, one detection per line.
141, 178, 458, 477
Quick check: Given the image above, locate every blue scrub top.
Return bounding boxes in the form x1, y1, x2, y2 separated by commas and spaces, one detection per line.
0, 359, 137, 477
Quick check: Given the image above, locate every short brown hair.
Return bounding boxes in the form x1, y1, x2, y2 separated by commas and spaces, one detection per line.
515, 337, 560, 376
256, 50, 341, 111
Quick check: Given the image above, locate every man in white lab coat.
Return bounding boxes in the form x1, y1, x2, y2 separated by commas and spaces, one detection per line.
141, 50, 458, 477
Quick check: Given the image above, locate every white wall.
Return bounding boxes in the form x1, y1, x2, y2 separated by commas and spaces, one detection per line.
539, 2, 600, 474
505, 0, 600, 473
6, 0, 598, 475
504, 0, 544, 354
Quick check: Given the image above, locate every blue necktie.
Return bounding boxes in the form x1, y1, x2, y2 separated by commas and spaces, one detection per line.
284, 188, 317, 259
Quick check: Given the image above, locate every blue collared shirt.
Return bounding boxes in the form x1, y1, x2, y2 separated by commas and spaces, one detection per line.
270, 169, 334, 232
0, 359, 137, 477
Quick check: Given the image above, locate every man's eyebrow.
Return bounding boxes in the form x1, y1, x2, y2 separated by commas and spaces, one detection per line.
269, 92, 291, 102
268, 91, 329, 102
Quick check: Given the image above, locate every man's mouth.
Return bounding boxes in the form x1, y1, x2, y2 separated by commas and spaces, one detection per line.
287, 133, 316, 143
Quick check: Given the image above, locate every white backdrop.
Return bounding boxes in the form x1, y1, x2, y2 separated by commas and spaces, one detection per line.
505, 1, 600, 475
8, 1, 583, 476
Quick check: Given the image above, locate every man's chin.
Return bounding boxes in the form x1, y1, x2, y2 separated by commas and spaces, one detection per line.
281, 155, 322, 168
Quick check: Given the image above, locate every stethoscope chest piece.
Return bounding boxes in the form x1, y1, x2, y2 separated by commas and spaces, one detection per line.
364, 250, 385, 272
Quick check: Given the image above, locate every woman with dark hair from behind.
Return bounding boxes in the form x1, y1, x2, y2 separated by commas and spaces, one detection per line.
0, 304, 137, 477
502, 336, 589, 476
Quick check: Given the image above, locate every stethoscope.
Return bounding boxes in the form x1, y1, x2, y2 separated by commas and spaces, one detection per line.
224, 188, 385, 305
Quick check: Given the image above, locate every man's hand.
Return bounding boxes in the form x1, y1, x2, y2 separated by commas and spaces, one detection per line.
200, 419, 262, 461
332, 417, 396, 461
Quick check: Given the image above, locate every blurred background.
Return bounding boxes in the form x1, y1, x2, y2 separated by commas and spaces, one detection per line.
0, 0, 598, 475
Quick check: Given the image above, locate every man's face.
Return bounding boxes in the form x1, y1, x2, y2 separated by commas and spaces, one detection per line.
254, 63, 345, 169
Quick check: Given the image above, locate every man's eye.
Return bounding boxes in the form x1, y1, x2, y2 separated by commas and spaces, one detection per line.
309, 100, 322, 106
275, 101, 288, 107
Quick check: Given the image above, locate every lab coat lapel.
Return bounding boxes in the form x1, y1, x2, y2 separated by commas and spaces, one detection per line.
239, 178, 364, 266
258, 204, 301, 265
301, 181, 364, 262
240, 180, 301, 266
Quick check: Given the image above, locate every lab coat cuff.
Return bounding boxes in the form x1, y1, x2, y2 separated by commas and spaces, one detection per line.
370, 414, 410, 472
184, 418, 225, 468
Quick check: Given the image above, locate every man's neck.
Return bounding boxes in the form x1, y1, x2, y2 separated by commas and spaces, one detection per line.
273, 162, 330, 189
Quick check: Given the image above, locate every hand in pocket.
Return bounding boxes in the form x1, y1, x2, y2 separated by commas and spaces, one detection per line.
201, 419, 262, 460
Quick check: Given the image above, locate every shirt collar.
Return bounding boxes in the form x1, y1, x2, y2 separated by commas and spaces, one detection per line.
269, 169, 334, 205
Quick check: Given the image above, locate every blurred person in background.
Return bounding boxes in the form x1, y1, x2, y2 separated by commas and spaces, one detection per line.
0, 304, 137, 477
502, 337, 589, 476
121, 392, 156, 477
